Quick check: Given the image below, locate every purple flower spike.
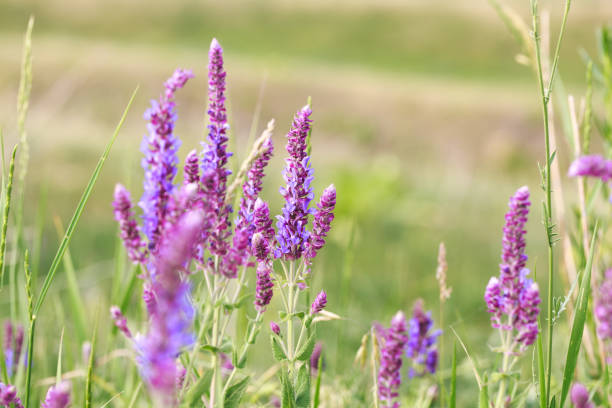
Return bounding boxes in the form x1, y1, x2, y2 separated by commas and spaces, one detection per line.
140, 68, 193, 250
310, 290, 327, 315
270, 321, 281, 336
306, 184, 336, 262
254, 263, 274, 312
406, 300, 441, 377
242, 137, 274, 212
3, 322, 13, 377
378, 311, 408, 408
110, 306, 132, 339
570, 383, 594, 408
201, 38, 233, 258
275, 106, 315, 260
184, 150, 200, 185
595, 269, 612, 363
14, 326, 23, 368
568, 155, 612, 181
41, 381, 71, 408
484, 186, 540, 353
113, 184, 147, 264
136, 209, 204, 401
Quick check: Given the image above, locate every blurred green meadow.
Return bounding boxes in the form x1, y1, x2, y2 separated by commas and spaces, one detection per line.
0, 0, 611, 404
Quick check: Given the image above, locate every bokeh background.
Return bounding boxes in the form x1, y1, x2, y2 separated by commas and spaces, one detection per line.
1, 0, 611, 402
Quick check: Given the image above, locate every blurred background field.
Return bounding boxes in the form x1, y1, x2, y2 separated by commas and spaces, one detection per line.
0, 0, 611, 403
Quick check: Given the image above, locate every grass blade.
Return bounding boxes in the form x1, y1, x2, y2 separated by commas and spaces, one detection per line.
450, 342, 457, 408
559, 225, 598, 407
0, 145, 17, 286
33, 86, 138, 315
85, 320, 97, 408
56, 328, 64, 384
313, 349, 323, 408
537, 320, 546, 408
53, 216, 88, 344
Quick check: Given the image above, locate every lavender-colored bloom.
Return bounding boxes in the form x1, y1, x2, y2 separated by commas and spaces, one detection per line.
254, 263, 274, 312
484, 186, 541, 351
183, 150, 200, 185
14, 326, 23, 368
270, 321, 281, 336
305, 184, 336, 262
253, 199, 274, 243
135, 210, 204, 401
41, 381, 71, 408
110, 306, 132, 339
176, 363, 187, 390
568, 155, 612, 181
221, 138, 275, 275
113, 184, 147, 264
378, 311, 408, 408
252, 233, 270, 262
310, 291, 327, 315
201, 38, 233, 258
595, 269, 612, 363
310, 342, 323, 374
275, 106, 315, 260
140, 68, 193, 249
3, 322, 13, 377
570, 383, 594, 408
0, 383, 22, 408
143, 283, 156, 316
406, 300, 440, 377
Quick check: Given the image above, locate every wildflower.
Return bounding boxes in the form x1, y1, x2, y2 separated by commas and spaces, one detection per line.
254, 262, 274, 312
484, 186, 540, 351
270, 321, 281, 336
275, 106, 314, 260
202, 38, 233, 258
41, 381, 71, 408
435, 242, 451, 301
378, 311, 408, 408
305, 184, 336, 262
113, 184, 146, 263
140, 68, 193, 249
110, 306, 132, 339
570, 383, 594, 408
311, 291, 327, 315
568, 155, 612, 181
14, 326, 23, 368
135, 209, 204, 402
0, 383, 22, 408
406, 300, 440, 377
595, 269, 612, 363
252, 232, 271, 262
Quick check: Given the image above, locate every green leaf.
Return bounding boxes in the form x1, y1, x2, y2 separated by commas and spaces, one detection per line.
223, 376, 250, 408
295, 364, 311, 408
560, 227, 598, 407
450, 342, 456, 408
271, 335, 288, 361
295, 331, 316, 362
280, 369, 295, 408
185, 370, 213, 407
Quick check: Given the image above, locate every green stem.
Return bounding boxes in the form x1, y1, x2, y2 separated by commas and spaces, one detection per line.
23, 316, 35, 408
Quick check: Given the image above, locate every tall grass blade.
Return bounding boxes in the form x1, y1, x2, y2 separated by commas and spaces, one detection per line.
85, 322, 97, 408
559, 225, 598, 407
33, 86, 138, 315
537, 320, 546, 408
450, 342, 457, 408
56, 328, 64, 384
53, 216, 88, 344
313, 350, 323, 408
0, 146, 17, 286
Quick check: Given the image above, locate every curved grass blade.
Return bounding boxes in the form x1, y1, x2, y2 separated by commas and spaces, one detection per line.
33, 86, 138, 315
559, 225, 598, 407
24, 87, 138, 408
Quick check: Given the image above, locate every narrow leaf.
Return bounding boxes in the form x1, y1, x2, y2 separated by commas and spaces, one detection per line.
295, 331, 316, 362
271, 335, 288, 362
223, 376, 250, 408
